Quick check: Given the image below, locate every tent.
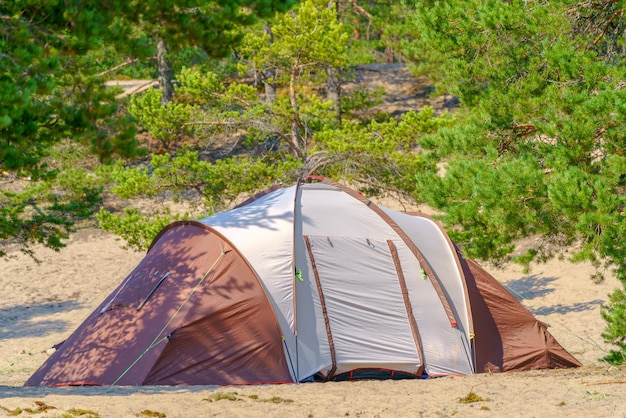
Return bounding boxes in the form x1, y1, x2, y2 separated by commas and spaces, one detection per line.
26, 178, 581, 386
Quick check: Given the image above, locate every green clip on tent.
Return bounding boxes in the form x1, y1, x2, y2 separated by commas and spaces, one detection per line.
26, 178, 581, 386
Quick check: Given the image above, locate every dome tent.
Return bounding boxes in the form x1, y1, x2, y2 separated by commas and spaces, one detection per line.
26, 178, 581, 386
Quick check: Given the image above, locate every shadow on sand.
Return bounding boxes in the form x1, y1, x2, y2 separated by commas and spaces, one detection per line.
503, 275, 605, 316
0, 384, 216, 399
0, 301, 82, 340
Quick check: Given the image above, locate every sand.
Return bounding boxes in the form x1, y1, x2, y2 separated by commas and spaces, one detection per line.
2, 226, 626, 417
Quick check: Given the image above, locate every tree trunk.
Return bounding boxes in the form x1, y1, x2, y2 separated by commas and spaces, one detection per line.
289, 60, 303, 159
156, 37, 174, 106
263, 24, 277, 105
326, 0, 342, 123
326, 66, 341, 123
264, 68, 277, 105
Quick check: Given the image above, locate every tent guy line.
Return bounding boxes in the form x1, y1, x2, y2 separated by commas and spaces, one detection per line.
112, 251, 227, 386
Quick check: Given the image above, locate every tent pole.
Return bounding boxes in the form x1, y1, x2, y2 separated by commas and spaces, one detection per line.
472, 334, 477, 373
291, 179, 304, 383
282, 336, 297, 380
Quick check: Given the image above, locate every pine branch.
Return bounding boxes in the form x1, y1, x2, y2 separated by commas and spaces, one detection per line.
511, 123, 537, 137
593, 8, 624, 45
96, 59, 139, 77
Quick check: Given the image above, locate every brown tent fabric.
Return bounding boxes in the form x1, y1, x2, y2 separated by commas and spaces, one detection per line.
460, 257, 582, 372
26, 222, 291, 386
25, 180, 581, 387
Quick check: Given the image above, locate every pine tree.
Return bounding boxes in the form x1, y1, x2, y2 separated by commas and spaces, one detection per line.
98, 0, 452, 249
0, 0, 297, 255
403, 0, 626, 362
113, 0, 298, 104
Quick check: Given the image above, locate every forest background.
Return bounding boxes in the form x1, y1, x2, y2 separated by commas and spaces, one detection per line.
2, 0, 626, 364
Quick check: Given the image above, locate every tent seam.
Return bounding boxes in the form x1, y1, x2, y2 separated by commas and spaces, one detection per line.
304, 235, 338, 379
387, 240, 426, 375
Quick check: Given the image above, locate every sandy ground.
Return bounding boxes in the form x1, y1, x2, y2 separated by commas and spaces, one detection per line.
2, 224, 626, 417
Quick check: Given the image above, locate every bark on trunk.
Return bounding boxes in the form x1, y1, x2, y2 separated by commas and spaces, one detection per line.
157, 37, 174, 106
263, 24, 277, 105
264, 68, 277, 105
326, 66, 341, 123
326, 1, 342, 123
289, 60, 303, 159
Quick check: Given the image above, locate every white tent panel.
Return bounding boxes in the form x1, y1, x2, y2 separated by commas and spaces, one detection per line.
292, 258, 332, 381
382, 208, 472, 340
292, 185, 333, 381
299, 184, 398, 239
392, 240, 474, 375
306, 235, 421, 375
